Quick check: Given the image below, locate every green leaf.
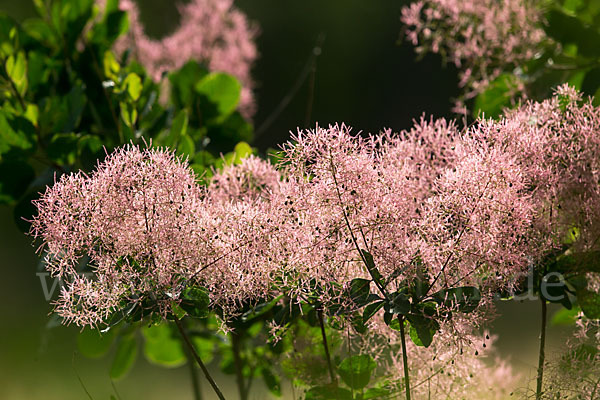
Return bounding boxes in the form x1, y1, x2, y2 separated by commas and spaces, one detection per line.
166, 110, 189, 147
337, 354, 376, 390
169, 61, 208, 108
577, 289, 600, 319
351, 311, 368, 334
305, 384, 353, 400
103, 50, 120, 81
383, 311, 393, 327
180, 286, 210, 318
22, 19, 55, 47
581, 67, 600, 99
124, 73, 142, 102
142, 323, 186, 367
385, 290, 410, 315
77, 327, 117, 358
364, 387, 392, 399
408, 325, 426, 347
0, 159, 35, 204
61, 83, 86, 132
551, 306, 581, 326
349, 278, 371, 306
24, 104, 39, 127
431, 286, 481, 313
195, 72, 241, 118
191, 336, 214, 364
474, 74, 518, 118
544, 8, 600, 57
110, 335, 138, 380
104, 0, 119, 14
555, 251, 600, 274
0, 14, 18, 58
386, 316, 403, 331
241, 295, 284, 322
407, 314, 438, 348
261, 367, 281, 396
232, 141, 252, 163
0, 111, 36, 155
102, 10, 129, 44
207, 112, 253, 150
6, 51, 27, 96
78, 135, 104, 170
120, 101, 138, 128
176, 134, 195, 159
360, 249, 384, 286
47, 133, 79, 165
363, 300, 385, 324
169, 301, 187, 320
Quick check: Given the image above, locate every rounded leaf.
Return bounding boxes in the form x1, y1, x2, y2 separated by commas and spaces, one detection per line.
337, 354, 376, 390
195, 72, 241, 118
110, 335, 138, 380
77, 327, 116, 359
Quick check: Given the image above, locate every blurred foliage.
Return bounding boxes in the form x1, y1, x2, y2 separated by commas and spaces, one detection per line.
0, 0, 253, 233
474, 0, 600, 117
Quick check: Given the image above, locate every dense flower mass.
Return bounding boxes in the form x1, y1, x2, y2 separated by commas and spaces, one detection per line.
100, 0, 258, 117
401, 0, 546, 103
30, 146, 281, 326
273, 122, 539, 315
481, 85, 600, 252
366, 323, 520, 399
30, 88, 600, 400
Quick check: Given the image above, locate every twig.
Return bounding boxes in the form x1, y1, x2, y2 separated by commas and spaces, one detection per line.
255, 33, 325, 138
174, 318, 226, 400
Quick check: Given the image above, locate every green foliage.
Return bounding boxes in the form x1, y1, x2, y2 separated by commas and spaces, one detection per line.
474, 74, 519, 118
179, 286, 210, 319
354, 250, 480, 348
142, 323, 186, 367
305, 385, 353, 400
337, 354, 376, 390
77, 327, 117, 359
0, 0, 254, 234
474, 0, 600, 115
110, 334, 138, 380
551, 306, 581, 326
304, 351, 391, 399
195, 72, 241, 120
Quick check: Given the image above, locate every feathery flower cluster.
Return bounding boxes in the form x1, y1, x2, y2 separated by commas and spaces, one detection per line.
401, 0, 546, 103
364, 322, 520, 399
479, 85, 600, 252
31, 87, 600, 396
30, 146, 282, 326
208, 155, 282, 203
541, 321, 600, 400
273, 121, 540, 313
100, 0, 258, 117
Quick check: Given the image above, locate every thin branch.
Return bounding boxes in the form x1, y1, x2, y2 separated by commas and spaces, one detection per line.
536, 297, 547, 400
174, 318, 226, 400
255, 33, 325, 138
329, 155, 388, 298
398, 316, 412, 400
318, 308, 338, 386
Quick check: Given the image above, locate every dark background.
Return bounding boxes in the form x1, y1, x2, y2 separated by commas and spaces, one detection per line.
0, 1, 573, 399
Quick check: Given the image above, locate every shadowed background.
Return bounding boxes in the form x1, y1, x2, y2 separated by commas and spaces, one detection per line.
0, 1, 574, 399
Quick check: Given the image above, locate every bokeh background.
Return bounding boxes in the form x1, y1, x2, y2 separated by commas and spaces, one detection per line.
0, 0, 575, 399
